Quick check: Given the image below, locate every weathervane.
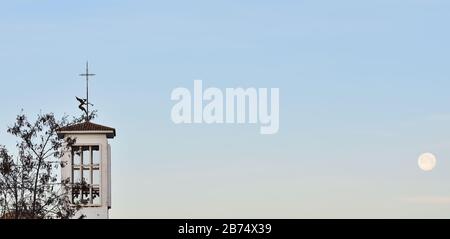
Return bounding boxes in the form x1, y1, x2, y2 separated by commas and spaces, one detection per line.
77, 61, 95, 121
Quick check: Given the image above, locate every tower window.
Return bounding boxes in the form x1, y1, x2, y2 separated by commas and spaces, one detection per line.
71, 146, 101, 205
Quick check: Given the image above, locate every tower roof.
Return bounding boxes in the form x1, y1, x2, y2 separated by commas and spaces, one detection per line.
57, 121, 116, 139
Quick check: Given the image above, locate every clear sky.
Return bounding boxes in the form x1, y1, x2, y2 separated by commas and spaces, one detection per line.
1, 0, 450, 218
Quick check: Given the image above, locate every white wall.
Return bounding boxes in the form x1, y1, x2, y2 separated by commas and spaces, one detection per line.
61, 133, 111, 219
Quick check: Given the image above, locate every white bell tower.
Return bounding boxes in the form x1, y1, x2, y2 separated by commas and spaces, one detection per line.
56, 63, 116, 219
57, 122, 116, 219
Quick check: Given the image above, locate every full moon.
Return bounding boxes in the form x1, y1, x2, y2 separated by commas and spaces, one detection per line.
418, 153, 436, 171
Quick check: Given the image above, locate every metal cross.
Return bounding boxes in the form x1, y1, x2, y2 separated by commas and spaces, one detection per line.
79, 61, 96, 121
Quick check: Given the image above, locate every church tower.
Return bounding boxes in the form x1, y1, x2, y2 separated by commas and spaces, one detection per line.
57, 63, 116, 219
57, 122, 115, 219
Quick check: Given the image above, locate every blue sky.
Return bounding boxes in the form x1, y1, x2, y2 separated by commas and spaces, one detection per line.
1, 0, 450, 218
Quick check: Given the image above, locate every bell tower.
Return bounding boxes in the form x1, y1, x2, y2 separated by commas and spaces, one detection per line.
57, 122, 116, 219
57, 63, 116, 219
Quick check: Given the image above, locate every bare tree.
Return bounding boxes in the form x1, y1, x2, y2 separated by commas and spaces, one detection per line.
0, 112, 94, 219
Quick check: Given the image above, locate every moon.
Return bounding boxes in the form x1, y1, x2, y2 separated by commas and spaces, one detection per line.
418, 153, 436, 171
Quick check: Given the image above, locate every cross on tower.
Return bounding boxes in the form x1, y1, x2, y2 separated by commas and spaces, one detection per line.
79, 61, 96, 121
